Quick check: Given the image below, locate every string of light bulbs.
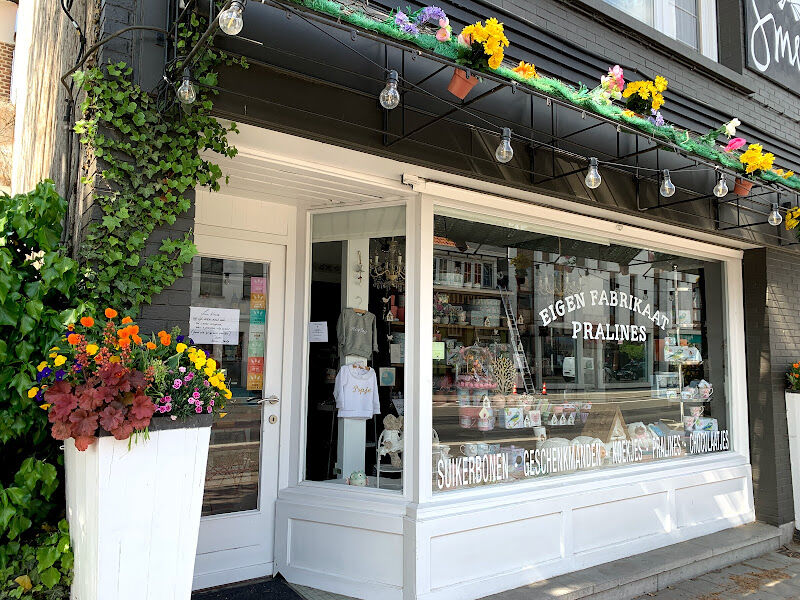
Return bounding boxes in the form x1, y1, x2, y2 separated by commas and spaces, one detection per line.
184, 0, 792, 228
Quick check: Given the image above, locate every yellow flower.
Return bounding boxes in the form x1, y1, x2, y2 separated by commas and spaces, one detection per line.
37, 361, 48, 372
39, 403, 51, 410
53, 355, 67, 367
86, 344, 99, 356
50, 346, 59, 352
28, 387, 39, 398
654, 75, 668, 92
204, 367, 215, 378
109, 356, 121, 363
512, 61, 538, 79
488, 53, 503, 69
223, 389, 232, 400
219, 412, 228, 418
176, 342, 187, 353
49, 352, 57, 358
622, 109, 636, 118
217, 372, 225, 382
194, 358, 207, 369
197, 350, 207, 361
206, 358, 217, 371
208, 375, 220, 388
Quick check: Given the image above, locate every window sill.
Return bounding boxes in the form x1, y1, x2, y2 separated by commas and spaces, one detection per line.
560, 0, 754, 96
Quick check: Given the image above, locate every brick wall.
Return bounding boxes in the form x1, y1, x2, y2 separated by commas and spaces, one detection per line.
744, 248, 798, 527
0, 41, 12, 99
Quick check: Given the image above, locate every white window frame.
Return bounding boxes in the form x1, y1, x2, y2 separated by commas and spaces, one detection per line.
606, 0, 718, 61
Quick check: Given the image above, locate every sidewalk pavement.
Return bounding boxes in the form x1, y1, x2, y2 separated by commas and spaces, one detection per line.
633, 546, 800, 600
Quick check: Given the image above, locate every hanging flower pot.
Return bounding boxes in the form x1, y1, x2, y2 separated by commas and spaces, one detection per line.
733, 177, 753, 197
448, 68, 478, 99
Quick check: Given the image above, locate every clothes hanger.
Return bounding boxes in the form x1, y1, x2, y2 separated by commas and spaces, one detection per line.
351, 298, 367, 314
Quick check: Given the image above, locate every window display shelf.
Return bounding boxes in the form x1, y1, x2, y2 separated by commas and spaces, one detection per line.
433, 323, 508, 332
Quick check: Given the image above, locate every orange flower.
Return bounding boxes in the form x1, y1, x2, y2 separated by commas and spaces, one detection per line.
794, 363, 799, 369
121, 316, 133, 324
132, 335, 142, 345
95, 354, 104, 364
67, 323, 75, 331
157, 330, 167, 338
119, 338, 131, 348
129, 325, 139, 335
80, 316, 95, 328
105, 308, 118, 319
146, 341, 157, 350
67, 333, 81, 345
160, 334, 172, 346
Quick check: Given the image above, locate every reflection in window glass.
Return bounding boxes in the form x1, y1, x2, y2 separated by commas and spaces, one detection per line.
305, 206, 406, 491
432, 213, 730, 492
675, 0, 699, 49
602, 0, 653, 26
191, 256, 269, 515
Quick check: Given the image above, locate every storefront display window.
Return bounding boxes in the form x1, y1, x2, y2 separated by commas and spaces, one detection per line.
189, 256, 269, 515
432, 211, 730, 492
305, 206, 407, 491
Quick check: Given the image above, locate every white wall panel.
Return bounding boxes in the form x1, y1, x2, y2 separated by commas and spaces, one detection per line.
429, 513, 561, 590
573, 493, 669, 553
676, 477, 750, 528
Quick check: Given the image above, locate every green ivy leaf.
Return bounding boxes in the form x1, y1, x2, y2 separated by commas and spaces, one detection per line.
39, 566, 60, 588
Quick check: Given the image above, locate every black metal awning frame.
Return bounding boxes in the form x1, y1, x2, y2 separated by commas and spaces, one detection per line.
167, 0, 800, 248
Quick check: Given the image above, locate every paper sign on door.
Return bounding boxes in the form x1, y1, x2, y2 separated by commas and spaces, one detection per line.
189, 307, 240, 345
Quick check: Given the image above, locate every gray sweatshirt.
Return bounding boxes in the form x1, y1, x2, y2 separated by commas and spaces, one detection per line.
337, 308, 379, 364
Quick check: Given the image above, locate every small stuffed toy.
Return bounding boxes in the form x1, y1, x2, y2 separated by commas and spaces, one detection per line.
346, 470, 368, 486
380, 414, 404, 468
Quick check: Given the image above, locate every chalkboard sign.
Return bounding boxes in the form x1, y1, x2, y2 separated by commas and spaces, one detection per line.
746, 0, 800, 87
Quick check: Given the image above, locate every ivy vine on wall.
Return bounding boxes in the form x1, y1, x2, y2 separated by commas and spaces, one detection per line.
73, 14, 247, 310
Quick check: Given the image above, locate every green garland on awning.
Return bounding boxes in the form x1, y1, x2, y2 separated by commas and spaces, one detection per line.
286, 0, 800, 192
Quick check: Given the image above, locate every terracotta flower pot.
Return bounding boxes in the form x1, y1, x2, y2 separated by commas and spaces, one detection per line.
448, 68, 478, 99
733, 178, 753, 197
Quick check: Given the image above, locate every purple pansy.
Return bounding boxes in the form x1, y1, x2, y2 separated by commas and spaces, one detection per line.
55, 369, 66, 381
176, 335, 184, 342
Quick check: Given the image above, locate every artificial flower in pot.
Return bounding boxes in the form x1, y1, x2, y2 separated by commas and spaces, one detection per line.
449, 17, 509, 99
734, 142, 774, 196
621, 75, 667, 117
32, 309, 232, 600
509, 252, 532, 286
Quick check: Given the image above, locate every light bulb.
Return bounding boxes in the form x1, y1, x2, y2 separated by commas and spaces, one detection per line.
768, 203, 783, 226
660, 169, 675, 197
379, 70, 400, 110
177, 69, 196, 104
218, 0, 245, 35
495, 128, 513, 163
713, 172, 728, 198
585, 157, 601, 189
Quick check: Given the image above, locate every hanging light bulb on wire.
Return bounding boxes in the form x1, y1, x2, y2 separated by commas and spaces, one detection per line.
379, 70, 400, 110
660, 169, 675, 197
177, 68, 196, 104
585, 157, 601, 189
713, 170, 728, 198
219, 0, 246, 35
768, 202, 783, 226
495, 128, 513, 163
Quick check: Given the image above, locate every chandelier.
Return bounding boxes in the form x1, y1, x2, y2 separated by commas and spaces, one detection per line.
537, 266, 582, 297
370, 239, 405, 291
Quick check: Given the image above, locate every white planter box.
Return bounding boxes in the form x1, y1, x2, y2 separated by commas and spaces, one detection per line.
65, 417, 212, 600
786, 391, 800, 530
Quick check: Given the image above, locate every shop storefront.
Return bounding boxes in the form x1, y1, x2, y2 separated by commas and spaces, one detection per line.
187, 125, 753, 600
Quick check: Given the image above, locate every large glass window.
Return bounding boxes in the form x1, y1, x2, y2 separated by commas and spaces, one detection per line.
305, 206, 407, 491
432, 211, 730, 492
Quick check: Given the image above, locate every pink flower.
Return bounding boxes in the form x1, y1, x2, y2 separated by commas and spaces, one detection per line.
436, 27, 450, 41
724, 137, 746, 152
164, 403, 172, 412
170, 415, 177, 421
207, 406, 213, 413
204, 380, 210, 387
609, 65, 624, 90
195, 405, 202, 413
209, 400, 215, 407
192, 391, 201, 400
179, 366, 186, 373
173, 379, 182, 389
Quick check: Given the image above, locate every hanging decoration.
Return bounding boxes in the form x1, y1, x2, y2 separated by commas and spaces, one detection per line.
370, 239, 406, 291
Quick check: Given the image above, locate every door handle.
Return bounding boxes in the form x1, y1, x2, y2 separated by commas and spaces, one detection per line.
259, 395, 279, 405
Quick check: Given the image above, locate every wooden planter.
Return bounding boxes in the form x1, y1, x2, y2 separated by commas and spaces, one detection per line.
447, 68, 478, 99
65, 414, 213, 600
733, 177, 753, 197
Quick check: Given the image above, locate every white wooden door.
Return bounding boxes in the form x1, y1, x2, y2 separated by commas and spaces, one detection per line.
192, 242, 286, 590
